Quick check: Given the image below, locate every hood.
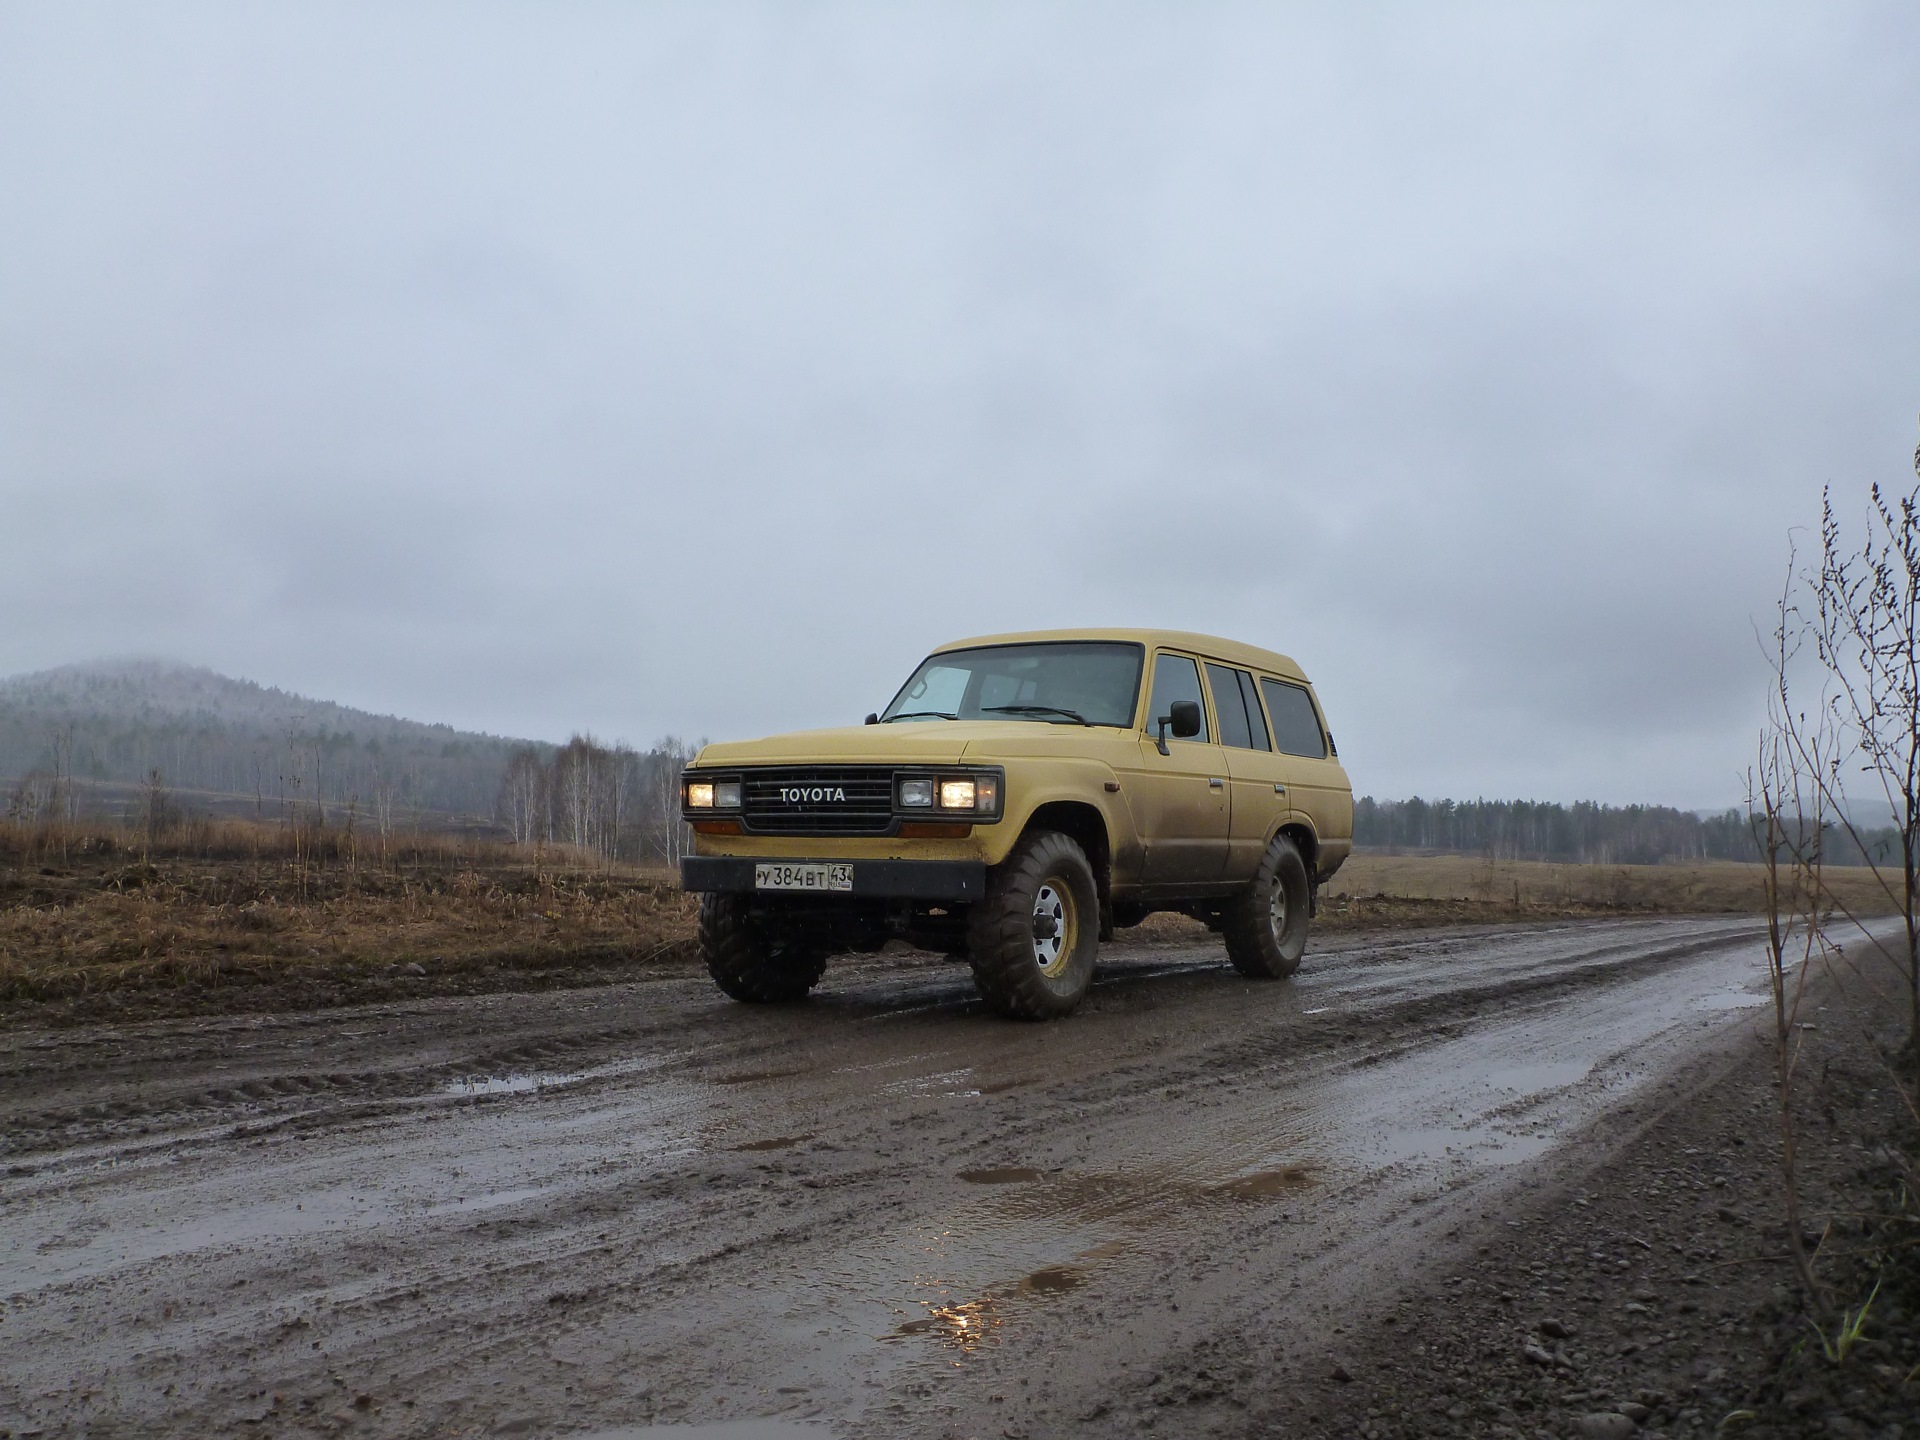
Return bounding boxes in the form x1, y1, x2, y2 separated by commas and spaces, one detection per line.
692, 720, 1087, 767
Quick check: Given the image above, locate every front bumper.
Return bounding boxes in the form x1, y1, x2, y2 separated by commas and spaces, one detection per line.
679, 856, 988, 901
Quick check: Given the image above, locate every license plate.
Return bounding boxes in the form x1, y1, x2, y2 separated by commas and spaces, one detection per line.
754, 862, 854, 893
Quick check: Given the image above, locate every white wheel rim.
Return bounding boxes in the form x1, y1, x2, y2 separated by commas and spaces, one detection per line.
1030, 882, 1074, 978
1269, 881, 1288, 945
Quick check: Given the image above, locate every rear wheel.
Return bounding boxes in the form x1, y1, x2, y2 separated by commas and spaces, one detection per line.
1222, 833, 1311, 979
698, 894, 829, 1003
966, 830, 1100, 1020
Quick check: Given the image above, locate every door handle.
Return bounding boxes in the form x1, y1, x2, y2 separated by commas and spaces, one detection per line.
1273, 783, 1287, 795
1208, 777, 1224, 788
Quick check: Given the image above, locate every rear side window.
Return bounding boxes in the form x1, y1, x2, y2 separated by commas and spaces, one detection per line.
1235, 669, 1271, 750
1260, 678, 1327, 758
1206, 663, 1261, 750
1148, 654, 1210, 743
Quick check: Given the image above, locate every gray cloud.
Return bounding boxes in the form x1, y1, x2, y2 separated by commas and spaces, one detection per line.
4, 1, 1918, 809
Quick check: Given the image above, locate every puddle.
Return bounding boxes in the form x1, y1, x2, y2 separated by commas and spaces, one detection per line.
886, 1067, 976, 1098
977, 1076, 1034, 1095
1691, 990, 1769, 1013
1358, 1125, 1557, 1166
891, 1261, 1090, 1348
577, 1425, 824, 1439
714, 1068, 810, 1086
442, 1072, 583, 1097
1019, 1263, 1085, 1294
1210, 1165, 1319, 1200
959, 1167, 1043, 1185
1482, 1059, 1593, 1092
733, 1134, 815, 1152
894, 1295, 1002, 1347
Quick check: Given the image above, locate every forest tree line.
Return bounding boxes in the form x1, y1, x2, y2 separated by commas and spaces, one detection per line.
1355, 795, 1901, 867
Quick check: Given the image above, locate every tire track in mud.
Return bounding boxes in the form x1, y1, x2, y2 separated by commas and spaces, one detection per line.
0, 916, 1779, 1439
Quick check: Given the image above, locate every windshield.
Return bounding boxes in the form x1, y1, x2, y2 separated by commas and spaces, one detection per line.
881, 642, 1145, 727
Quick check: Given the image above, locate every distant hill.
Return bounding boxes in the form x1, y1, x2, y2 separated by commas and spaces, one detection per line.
0, 659, 539, 822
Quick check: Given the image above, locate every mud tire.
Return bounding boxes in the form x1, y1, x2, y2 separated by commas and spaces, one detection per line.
1222, 833, 1311, 979
698, 894, 829, 1003
966, 830, 1100, 1020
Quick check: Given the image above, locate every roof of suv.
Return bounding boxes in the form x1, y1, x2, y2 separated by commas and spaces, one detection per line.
933, 628, 1309, 684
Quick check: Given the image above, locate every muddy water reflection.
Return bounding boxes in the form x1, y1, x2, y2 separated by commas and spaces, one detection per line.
442, 1071, 583, 1096
1211, 1164, 1319, 1200
891, 1246, 1115, 1349
734, 1134, 816, 1152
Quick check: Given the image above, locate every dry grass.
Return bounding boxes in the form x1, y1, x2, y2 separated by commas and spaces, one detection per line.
1325, 851, 1901, 919
0, 818, 695, 1019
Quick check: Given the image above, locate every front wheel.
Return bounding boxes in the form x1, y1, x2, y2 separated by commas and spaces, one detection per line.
699, 894, 829, 1003
1222, 833, 1311, 979
966, 830, 1100, 1020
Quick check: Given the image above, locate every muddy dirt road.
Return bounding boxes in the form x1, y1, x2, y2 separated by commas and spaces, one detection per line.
0, 917, 1782, 1439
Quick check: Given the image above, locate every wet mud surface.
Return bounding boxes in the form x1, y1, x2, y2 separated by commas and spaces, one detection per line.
0, 917, 1795, 1437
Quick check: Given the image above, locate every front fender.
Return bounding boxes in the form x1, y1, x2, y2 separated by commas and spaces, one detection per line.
987, 760, 1134, 869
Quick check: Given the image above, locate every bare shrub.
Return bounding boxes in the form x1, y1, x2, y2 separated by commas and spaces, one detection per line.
1757, 421, 1920, 1322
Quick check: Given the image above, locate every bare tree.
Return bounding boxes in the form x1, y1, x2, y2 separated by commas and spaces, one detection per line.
6, 771, 52, 824
1758, 420, 1920, 1325
1750, 713, 1830, 1314
1785, 451, 1920, 1068
370, 759, 400, 862
549, 735, 627, 860
496, 746, 548, 846
47, 724, 75, 826
651, 735, 699, 866
138, 768, 173, 854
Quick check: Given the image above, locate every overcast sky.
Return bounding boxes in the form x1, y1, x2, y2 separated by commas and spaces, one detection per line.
5, 2, 1919, 808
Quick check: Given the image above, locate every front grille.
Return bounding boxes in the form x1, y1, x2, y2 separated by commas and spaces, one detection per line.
740, 766, 896, 836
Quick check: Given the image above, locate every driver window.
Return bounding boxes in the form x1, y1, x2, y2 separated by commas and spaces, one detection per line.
1147, 654, 1210, 743
903, 665, 968, 716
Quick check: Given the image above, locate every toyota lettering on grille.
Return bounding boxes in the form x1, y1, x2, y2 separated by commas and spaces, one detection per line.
778, 786, 848, 804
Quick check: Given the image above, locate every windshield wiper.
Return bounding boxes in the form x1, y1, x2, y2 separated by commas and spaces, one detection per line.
983, 704, 1093, 726
882, 710, 960, 722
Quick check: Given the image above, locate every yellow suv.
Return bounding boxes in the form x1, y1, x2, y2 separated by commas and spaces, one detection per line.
680, 629, 1352, 1019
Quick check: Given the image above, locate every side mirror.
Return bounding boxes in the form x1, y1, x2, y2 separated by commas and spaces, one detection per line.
864, 712, 880, 726
1154, 699, 1203, 755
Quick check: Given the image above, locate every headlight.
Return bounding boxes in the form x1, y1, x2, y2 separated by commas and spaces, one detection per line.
713, 781, 742, 809
685, 781, 715, 809
939, 779, 976, 810
899, 777, 935, 807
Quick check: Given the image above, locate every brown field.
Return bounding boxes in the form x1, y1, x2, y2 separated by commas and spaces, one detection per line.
0, 818, 695, 1021
1324, 849, 1900, 921
2, 820, 1896, 1023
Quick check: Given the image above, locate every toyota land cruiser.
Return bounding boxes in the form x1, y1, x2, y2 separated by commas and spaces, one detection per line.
679, 629, 1353, 1019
